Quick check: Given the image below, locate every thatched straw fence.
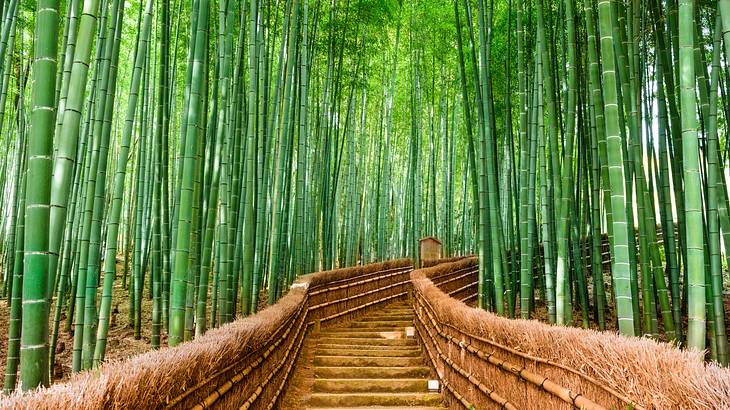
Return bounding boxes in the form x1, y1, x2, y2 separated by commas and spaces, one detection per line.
4, 245, 729, 409
0, 259, 413, 410
412, 257, 730, 409
422, 255, 474, 268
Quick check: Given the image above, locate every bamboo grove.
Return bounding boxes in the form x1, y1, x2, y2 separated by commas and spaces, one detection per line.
0, 0, 728, 394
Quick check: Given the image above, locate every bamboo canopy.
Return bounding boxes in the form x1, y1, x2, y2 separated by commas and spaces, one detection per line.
0, 0, 727, 400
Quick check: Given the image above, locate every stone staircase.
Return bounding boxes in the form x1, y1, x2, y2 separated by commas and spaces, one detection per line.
306, 300, 445, 409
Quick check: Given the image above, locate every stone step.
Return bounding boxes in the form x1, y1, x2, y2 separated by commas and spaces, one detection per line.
283, 301, 446, 409
323, 326, 408, 333
319, 330, 408, 338
368, 309, 412, 315
315, 348, 421, 357
357, 315, 414, 322
318, 337, 417, 347
314, 366, 431, 379
345, 320, 413, 328
314, 355, 423, 367
308, 392, 443, 407
367, 305, 411, 310
316, 343, 419, 351
313, 378, 428, 393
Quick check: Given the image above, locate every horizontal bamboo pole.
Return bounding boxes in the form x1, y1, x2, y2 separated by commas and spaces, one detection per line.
429, 265, 478, 285
433, 269, 477, 288
309, 265, 413, 293
308, 279, 409, 311
310, 291, 408, 325
447, 283, 475, 297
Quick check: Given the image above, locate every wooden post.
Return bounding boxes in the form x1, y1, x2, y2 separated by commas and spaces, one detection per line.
419, 236, 442, 267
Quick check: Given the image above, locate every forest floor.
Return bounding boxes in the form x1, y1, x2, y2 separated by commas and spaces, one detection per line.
0, 257, 154, 384
0, 258, 271, 386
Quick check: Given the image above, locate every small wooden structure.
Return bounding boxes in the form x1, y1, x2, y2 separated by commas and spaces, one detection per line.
419, 236, 442, 261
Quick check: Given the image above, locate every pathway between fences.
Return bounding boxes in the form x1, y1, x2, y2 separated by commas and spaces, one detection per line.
1, 257, 729, 409
282, 299, 445, 409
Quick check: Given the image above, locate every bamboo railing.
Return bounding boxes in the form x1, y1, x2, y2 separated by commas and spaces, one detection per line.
412, 259, 632, 409
411, 256, 730, 409
3, 244, 729, 409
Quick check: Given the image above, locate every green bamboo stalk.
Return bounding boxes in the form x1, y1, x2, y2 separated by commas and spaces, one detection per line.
48, 0, 102, 303
707, 12, 728, 365
555, 0, 577, 326
595, 0, 636, 337
4, 87, 26, 393
241, 0, 261, 317
19, 0, 59, 389
170, 0, 210, 347
678, 0, 705, 351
